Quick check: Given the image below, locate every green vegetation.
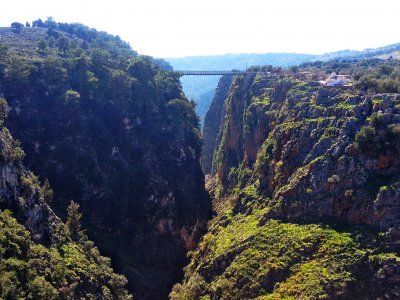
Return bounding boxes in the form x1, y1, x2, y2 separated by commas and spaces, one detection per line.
287, 80, 317, 97
0, 209, 131, 299
355, 125, 378, 153
337, 102, 355, 109
64, 89, 80, 104
252, 96, 270, 106
355, 115, 400, 156
304, 117, 330, 123
228, 163, 252, 190
172, 211, 396, 299
372, 98, 383, 104
66, 201, 85, 242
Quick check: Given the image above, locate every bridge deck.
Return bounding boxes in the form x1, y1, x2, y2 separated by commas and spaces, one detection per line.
176, 70, 276, 76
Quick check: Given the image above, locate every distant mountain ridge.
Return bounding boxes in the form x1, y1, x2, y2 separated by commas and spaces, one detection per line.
314, 42, 400, 61
167, 42, 400, 70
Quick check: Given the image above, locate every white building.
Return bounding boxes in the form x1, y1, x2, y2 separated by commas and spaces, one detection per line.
324, 72, 352, 87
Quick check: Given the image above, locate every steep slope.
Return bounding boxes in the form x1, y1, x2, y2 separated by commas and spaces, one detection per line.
0, 97, 131, 299
0, 22, 211, 299
201, 75, 233, 174
173, 59, 400, 299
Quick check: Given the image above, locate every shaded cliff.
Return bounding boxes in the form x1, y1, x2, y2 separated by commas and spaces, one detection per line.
201, 75, 233, 174
0, 23, 211, 299
172, 59, 400, 299
0, 97, 131, 299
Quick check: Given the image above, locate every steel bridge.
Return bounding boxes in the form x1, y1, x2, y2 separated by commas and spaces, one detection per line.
176, 70, 276, 76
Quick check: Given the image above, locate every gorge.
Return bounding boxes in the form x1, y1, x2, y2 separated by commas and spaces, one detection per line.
1, 19, 400, 300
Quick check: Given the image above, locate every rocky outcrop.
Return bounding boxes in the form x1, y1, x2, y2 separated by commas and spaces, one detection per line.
0, 150, 59, 246
201, 75, 233, 174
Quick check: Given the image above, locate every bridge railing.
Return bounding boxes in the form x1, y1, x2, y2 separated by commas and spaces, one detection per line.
175, 70, 277, 76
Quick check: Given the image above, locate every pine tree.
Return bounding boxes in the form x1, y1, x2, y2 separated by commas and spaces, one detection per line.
40, 179, 53, 204
66, 200, 85, 241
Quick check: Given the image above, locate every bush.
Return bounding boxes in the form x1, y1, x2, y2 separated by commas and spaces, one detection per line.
28, 276, 58, 299
65, 89, 80, 104
355, 126, 378, 154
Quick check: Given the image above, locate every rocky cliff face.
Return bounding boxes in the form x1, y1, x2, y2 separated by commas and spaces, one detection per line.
257, 89, 400, 232
211, 74, 400, 235
0, 25, 211, 299
174, 63, 400, 299
0, 118, 59, 246
0, 98, 131, 299
201, 75, 233, 174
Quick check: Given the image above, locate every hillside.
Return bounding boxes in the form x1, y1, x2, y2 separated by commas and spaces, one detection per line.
0, 21, 211, 299
314, 42, 400, 62
173, 58, 400, 299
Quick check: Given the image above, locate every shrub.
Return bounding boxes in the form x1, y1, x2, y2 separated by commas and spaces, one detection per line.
28, 276, 58, 299
355, 126, 378, 154
64, 89, 80, 104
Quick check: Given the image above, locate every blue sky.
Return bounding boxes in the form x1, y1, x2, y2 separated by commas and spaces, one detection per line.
2, 0, 400, 58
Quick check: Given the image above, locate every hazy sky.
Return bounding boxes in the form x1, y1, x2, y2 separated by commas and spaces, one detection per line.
2, 0, 400, 58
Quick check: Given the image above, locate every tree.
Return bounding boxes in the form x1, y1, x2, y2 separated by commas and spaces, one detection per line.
0, 98, 9, 125
90, 48, 110, 66
28, 276, 58, 299
355, 125, 378, 154
65, 89, 80, 104
0, 45, 8, 61
40, 179, 53, 204
38, 40, 47, 54
32, 18, 45, 28
47, 37, 55, 48
290, 65, 299, 73
66, 200, 85, 241
25, 22, 31, 28
11, 22, 23, 34
57, 36, 69, 56
44, 17, 57, 30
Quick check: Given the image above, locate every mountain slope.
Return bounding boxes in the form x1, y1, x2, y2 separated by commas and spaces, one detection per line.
173, 58, 400, 299
0, 23, 211, 299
